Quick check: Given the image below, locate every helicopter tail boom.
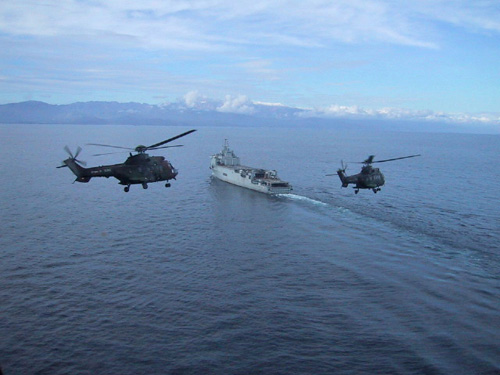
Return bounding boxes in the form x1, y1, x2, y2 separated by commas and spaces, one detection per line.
62, 158, 92, 183
337, 169, 349, 188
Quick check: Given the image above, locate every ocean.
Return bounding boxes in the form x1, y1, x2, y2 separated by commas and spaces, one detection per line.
1, 124, 499, 375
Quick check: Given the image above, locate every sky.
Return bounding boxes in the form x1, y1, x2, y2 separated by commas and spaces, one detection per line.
0, 0, 499, 125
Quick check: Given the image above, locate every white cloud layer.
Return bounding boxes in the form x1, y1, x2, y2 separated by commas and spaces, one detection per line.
184, 91, 204, 108
217, 95, 255, 115
1, 0, 499, 49
301, 104, 500, 125
178, 92, 499, 125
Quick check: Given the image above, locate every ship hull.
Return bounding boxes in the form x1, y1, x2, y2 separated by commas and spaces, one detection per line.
210, 140, 292, 195
211, 165, 292, 194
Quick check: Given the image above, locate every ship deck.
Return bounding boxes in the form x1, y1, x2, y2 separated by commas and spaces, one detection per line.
217, 164, 289, 183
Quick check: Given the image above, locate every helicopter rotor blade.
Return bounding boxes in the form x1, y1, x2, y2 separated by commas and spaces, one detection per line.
73, 146, 87, 166
147, 145, 184, 151
74, 146, 82, 159
350, 154, 420, 164
92, 151, 130, 157
146, 129, 196, 150
87, 130, 195, 154
63, 146, 87, 166
327, 159, 348, 176
92, 144, 182, 156
86, 143, 134, 151
64, 145, 74, 159
349, 155, 374, 164
372, 154, 421, 164
341, 160, 348, 171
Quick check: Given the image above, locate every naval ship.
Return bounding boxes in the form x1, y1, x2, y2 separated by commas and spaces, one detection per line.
210, 140, 293, 194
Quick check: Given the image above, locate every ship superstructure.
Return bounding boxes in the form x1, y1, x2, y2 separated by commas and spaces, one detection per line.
210, 140, 292, 194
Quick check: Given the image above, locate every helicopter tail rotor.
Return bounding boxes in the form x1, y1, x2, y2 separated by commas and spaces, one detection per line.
340, 160, 348, 172
337, 160, 349, 187
62, 145, 87, 166
325, 160, 348, 187
58, 146, 92, 182
326, 160, 348, 176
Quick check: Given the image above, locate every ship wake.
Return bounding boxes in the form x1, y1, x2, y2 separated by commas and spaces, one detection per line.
277, 193, 329, 207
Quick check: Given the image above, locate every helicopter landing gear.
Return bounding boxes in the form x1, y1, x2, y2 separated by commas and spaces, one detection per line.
165, 183, 171, 188
124, 185, 130, 192
372, 188, 381, 193
142, 183, 148, 190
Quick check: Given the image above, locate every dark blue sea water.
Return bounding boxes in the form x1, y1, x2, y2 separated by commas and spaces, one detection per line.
1, 124, 499, 375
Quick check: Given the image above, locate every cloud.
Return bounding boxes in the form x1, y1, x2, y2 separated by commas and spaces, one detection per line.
178, 92, 257, 114
300, 104, 500, 125
1, 1, 499, 114
0, 1, 222, 51
183, 91, 204, 108
405, 1, 500, 34
180, 92, 500, 125
238, 60, 281, 80
2, 0, 498, 51
217, 95, 255, 114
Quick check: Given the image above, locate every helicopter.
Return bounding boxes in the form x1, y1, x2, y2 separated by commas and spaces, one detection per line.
58, 129, 196, 192
327, 154, 420, 194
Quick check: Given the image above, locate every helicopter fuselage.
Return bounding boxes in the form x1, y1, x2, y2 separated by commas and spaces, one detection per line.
59, 129, 196, 192
330, 154, 419, 194
62, 153, 177, 191
337, 165, 385, 193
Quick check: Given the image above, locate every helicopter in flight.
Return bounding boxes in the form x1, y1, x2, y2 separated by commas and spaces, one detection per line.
327, 154, 420, 194
58, 129, 196, 192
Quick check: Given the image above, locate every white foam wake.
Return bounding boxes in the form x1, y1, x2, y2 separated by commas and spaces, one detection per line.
277, 193, 329, 207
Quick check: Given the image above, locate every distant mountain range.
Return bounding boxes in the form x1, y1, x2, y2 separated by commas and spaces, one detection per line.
0, 100, 307, 127
0, 100, 497, 134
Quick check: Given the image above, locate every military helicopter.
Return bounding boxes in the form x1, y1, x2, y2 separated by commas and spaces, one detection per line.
58, 129, 196, 192
327, 154, 420, 194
